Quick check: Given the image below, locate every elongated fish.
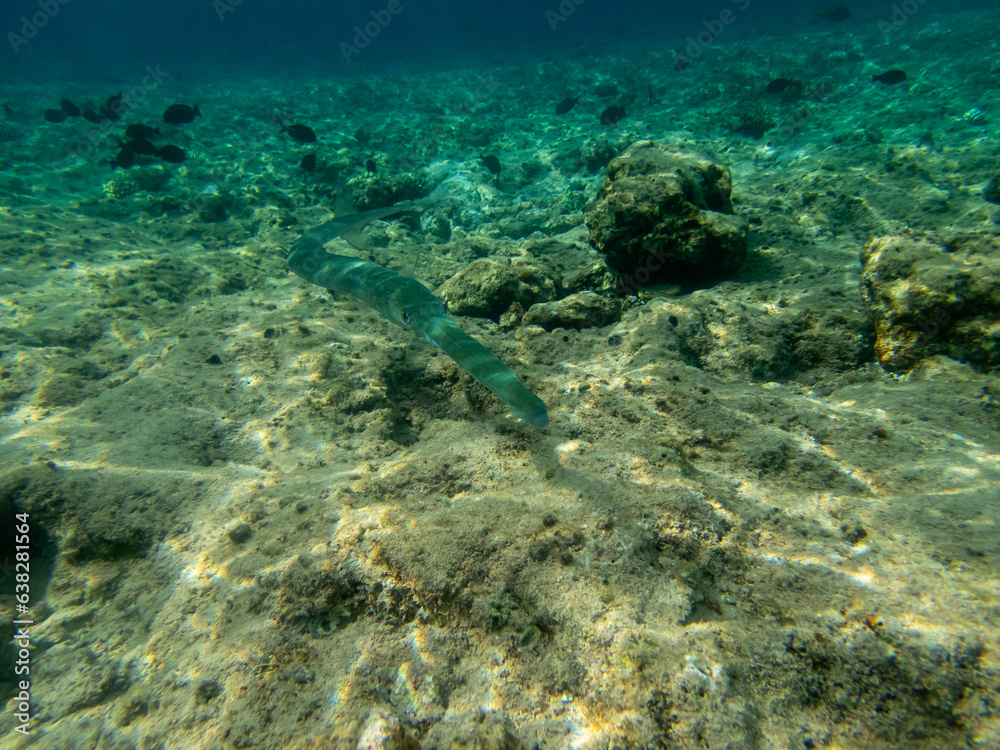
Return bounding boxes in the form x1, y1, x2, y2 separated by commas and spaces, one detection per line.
288, 204, 549, 428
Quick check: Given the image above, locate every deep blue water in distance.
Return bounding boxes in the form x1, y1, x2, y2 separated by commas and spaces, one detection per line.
4, 0, 994, 80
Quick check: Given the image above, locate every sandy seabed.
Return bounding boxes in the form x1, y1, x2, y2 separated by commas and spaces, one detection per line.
2, 7, 1000, 749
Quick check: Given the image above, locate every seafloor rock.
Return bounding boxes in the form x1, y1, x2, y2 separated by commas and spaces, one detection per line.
522, 291, 622, 331
350, 172, 429, 211
984, 174, 1000, 205
438, 258, 556, 320
584, 140, 749, 289
422, 714, 525, 749
32, 644, 123, 722
356, 711, 421, 750
103, 172, 138, 200
861, 232, 1000, 372
613, 291, 870, 382
196, 194, 228, 223
561, 259, 619, 297
579, 138, 618, 172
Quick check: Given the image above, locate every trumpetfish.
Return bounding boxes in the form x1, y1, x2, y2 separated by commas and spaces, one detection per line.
287, 203, 549, 428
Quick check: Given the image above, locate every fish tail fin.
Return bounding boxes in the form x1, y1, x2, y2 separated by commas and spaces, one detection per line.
193, 104, 202, 117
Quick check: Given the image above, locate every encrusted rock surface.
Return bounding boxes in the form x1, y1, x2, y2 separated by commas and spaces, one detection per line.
861, 232, 1000, 372
585, 140, 749, 289
438, 258, 556, 320
522, 291, 623, 331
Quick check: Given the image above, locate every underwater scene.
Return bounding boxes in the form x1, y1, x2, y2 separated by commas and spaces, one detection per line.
1, 0, 999, 747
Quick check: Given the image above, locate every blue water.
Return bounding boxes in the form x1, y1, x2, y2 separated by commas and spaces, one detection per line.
3, 1, 1000, 748
4, 0, 993, 77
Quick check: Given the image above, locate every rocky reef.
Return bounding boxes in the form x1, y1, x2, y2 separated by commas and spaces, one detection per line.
861, 231, 1000, 372
584, 140, 749, 292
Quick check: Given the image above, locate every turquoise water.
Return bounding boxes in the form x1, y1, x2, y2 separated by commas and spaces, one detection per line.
1, 3, 999, 748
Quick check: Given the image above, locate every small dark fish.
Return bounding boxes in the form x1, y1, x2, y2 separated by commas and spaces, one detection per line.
365, 158, 377, 174
111, 148, 136, 170
765, 77, 796, 94
101, 92, 124, 122
122, 137, 159, 155
163, 103, 201, 125
281, 123, 317, 143
125, 123, 159, 139
673, 49, 690, 72
479, 154, 501, 175
157, 144, 186, 163
872, 69, 907, 85
44, 108, 68, 123
83, 108, 106, 125
59, 98, 81, 117
555, 96, 579, 115
815, 5, 851, 21
600, 105, 626, 126
300, 153, 317, 172
100, 104, 121, 122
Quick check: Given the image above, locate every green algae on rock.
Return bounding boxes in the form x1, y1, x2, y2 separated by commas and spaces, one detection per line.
438, 258, 556, 320
585, 141, 749, 292
103, 172, 138, 200
861, 232, 1000, 373
522, 291, 623, 331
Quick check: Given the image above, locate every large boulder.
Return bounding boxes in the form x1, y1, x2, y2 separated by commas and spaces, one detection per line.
861, 232, 1000, 372
584, 141, 749, 292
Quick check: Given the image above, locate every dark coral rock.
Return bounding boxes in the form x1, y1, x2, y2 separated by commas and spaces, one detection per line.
580, 139, 618, 172
860, 232, 1000, 372
984, 174, 1000, 205
584, 141, 749, 290
350, 172, 429, 211
732, 100, 776, 139
562, 259, 619, 296
196, 194, 228, 223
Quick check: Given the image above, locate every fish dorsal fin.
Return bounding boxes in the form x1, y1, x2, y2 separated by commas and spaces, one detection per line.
339, 200, 418, 251
332, 192, 368, 250
302, 197, 420, 253
333, 192, 355, 216
341, 227, 370, 251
